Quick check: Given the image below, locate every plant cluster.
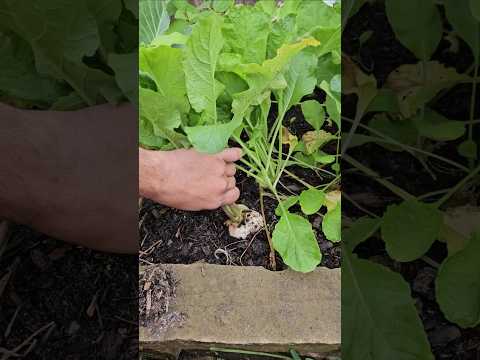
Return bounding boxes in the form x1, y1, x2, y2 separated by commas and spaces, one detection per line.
139, 0, 341, 272
0, 0, 137, 110
343, 0, 480, 358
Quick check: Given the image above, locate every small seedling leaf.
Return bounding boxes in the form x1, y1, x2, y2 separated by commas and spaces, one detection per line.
299, 188, 325, 215
323, 203, 341, 242
272, 212, 321, 273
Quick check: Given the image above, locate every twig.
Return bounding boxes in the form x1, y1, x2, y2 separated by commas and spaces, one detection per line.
342, 192, 379, 218
140, 239, 163, 256
139, 258, 154, 265
4, 305, 22, 339
239, 229, 263, 266
1, 321, 55, 360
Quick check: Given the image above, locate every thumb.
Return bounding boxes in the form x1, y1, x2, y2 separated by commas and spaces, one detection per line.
216, 147, 242, 162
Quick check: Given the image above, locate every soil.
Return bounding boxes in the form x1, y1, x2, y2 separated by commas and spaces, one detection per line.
0, 224, 138, 359
343, 2, 480, 359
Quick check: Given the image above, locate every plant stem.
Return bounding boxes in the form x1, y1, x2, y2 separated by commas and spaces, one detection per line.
435, 163, 480, 208
210, 347, 293, 360
343, 154, 415, 201
468, 63, 478, 169
342, 116, 470, 173
260, 186, 276, 271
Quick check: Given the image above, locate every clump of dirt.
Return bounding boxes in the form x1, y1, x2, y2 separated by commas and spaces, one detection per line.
139, 266, 185, 333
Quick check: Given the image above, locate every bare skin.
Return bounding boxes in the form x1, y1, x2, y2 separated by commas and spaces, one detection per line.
0, 103, 138, 253
0, 103, 242, 254
139, 147, 242, 211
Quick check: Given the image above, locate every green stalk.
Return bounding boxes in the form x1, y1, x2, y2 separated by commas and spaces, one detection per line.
468, 64, 478, 169
222, 203, 247, 224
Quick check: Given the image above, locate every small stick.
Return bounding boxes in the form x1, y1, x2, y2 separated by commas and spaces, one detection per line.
4, 305, 22, 339
3, 321, 55, 360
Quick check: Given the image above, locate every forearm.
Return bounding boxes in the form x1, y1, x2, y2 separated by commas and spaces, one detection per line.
0, 103, 138, 253
139, 147, 169, 201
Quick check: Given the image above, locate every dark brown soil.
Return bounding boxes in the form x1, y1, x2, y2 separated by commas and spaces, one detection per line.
0, 224, 138, 359
139, 171, 340, 271
343, 2, 480, 359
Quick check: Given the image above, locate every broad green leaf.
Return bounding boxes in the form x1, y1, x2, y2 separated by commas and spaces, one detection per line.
86, 0, 122, 52
381, 200, 443, 262
139, 87, 181, 130
266, 14, 296, 59
0, 31, 68, 107
299, 189, 325, 215
301, 100, 325, 130
272, 212, 321, 273
343, 217, 382, 251
368, 114, 418, 151
223, 5, 271, 64
297, 0, 340, 36
109, 52, 137, 105
444, 0, 480, 61
232, 38, 320, 126
139, 0, 170, 45
276, 51, 319, 114
316, 54, 340, 86
313, 151, 336, 164
212, 0, 234, 13
124, 0, 139, 18
343, 245, 435, 360
184, 13, 224, 124
437, 232, 480, 328
140, 116, 169, 149
385, 0, 442, 60
184, 117, 242, 154
471, 0, 480, 22
0, 0, 108, 105
458, 140, 478, 159
151, 32, 188, 47
366, 89, 400, 113
275, 196, 299, 217
413, 108, 466, 141
323, 203, 341, 242
139, 45, 189, 112
330, 74, 341, 93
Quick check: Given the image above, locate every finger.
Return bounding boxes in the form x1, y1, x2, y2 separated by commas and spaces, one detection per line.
224, 163, 237, 177
222, 187, 240, 205
216, 148, 242, 162
225, 176, 236, 191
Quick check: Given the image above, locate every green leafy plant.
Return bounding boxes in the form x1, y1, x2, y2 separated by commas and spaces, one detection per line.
139, 0, 341, 272
343, 0, 480, 358
0, 0, 137, 109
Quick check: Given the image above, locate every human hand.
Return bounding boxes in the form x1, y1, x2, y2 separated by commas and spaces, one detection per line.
139, 147, 242, 211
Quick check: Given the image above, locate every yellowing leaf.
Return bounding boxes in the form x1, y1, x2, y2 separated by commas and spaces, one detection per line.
302, 130, 336, 154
